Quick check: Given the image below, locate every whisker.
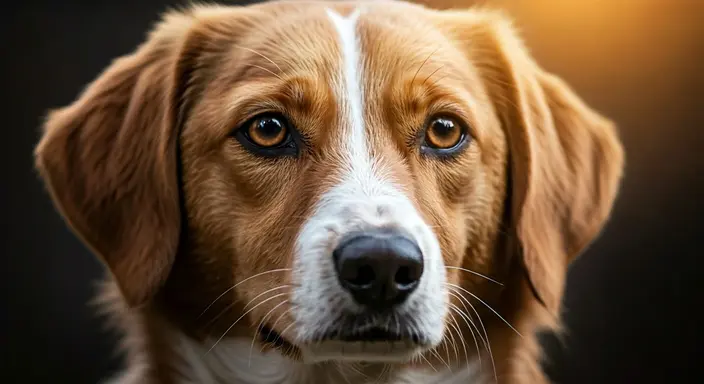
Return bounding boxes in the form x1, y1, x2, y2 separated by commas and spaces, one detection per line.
445, 283, 523, 338
448, 312, 471, 371
249, 299, 288, 367
447, 287, 492, 349
445, 266, 503, 286
449, 304, 482, 369
198, 268, 291, 319
246, 64, 284, 81
204, 285, 289, 328
419, 353, 438, 373
440, 338, 452, 371
202, 301, 236, 330
259, 310, 292, 353
243, 285, 290, 311
277, 321, 297, 346
444, 317, 461, 364
425, 73, 448, 92
449, 287, 497, 383
421, 65, 444, 86
236, 45, 283, 73
267, 306, 292, 339
207, 292, 288, 355
411, 48, 440, 84
430, 348, 451, 371
447, 291, 489, 349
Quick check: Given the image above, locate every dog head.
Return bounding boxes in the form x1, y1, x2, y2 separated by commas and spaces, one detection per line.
35, 0, 623, 366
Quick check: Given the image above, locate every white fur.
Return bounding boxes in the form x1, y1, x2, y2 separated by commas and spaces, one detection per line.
289, 7, 449, 364
104, 327, 485, 384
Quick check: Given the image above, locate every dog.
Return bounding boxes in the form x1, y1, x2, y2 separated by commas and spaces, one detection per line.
34, 1, 624, 383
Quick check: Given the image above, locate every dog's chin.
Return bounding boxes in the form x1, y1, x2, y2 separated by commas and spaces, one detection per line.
258, 325, 433, 364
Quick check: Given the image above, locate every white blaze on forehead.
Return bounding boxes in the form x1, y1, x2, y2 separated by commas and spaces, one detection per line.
326, 8, 363, 138
326, 8, 383, 193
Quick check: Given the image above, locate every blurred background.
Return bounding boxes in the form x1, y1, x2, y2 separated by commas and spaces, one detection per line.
2, 0, 701, 382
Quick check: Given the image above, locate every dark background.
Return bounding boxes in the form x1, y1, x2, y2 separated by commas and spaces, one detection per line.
2, 0, 701, 383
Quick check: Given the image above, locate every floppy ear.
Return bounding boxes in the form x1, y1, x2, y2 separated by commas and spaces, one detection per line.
34, 12, 196, 307
450, 12, 625, 315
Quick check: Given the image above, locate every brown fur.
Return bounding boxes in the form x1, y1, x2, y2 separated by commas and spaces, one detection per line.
35, 1, 624, 383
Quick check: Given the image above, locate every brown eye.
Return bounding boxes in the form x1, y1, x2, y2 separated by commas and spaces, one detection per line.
423, 117, 465, 150
234, 113, 297, 157
247, 116, 288, 147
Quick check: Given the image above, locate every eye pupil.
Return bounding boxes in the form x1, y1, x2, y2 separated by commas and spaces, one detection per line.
257, 118, 283, 138
432, 119, 454, 137
424, 116, 465, 151
246, 115, 289, 148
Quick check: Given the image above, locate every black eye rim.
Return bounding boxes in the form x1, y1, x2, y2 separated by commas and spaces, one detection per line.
232, 112, 299, 157
420, 115, 471, 157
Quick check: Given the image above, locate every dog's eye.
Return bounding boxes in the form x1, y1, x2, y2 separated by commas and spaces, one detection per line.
234, 113, 297, 157
421, 116, 469, 155
247, 115, 289, 147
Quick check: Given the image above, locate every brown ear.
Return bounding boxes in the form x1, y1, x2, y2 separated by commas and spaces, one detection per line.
34, 12, 196, 307
450, 12, 625, 315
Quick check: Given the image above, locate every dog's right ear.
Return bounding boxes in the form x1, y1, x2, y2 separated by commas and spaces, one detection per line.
34, 12, 200, 308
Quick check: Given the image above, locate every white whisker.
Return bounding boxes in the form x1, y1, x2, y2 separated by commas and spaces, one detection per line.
448, 286, 496, 377
445, 318, 461, 364
420, 353, 437, 372
447, 314, 470, 372
236, 45, 283, 73
445, 282, 523, 338
249, 299, 289, 367
445, 266, 503, 286
447, 291, 489, 349
430, 347, 451, 371
198, 268, 291, 319
449, 304, 482, 368
246, 64, 284, 81
207, 292, 288, 355
204, 285, 290, 328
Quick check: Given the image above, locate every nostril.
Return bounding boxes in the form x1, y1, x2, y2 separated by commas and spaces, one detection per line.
395, 266, 414, 286
347, 264, 375, 288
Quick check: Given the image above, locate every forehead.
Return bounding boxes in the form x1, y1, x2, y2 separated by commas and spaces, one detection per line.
194, 1, 494, 146
221, 1, 483, 98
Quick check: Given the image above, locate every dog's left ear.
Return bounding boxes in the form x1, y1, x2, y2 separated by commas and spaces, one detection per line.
34, 12, 197, 307
442, 11, 625, 315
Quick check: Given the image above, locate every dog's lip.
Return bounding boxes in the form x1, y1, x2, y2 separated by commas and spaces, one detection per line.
259, 323, 432, 364
258, 325, 293, 350
319, 326, 425, 344
259, 325, 425, 346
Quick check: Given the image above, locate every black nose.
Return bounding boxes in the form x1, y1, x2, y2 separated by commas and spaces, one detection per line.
333, 230, 424, 309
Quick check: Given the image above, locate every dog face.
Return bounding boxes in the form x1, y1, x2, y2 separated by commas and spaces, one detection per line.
35, 0, 623, 367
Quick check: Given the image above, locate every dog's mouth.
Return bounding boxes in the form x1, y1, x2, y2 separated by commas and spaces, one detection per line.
259, 324, 429, 363
258, 325, 294, 350
320, 326, 424, 343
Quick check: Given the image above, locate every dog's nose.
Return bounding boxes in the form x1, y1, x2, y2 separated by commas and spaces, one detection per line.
333, 230, 424, 309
